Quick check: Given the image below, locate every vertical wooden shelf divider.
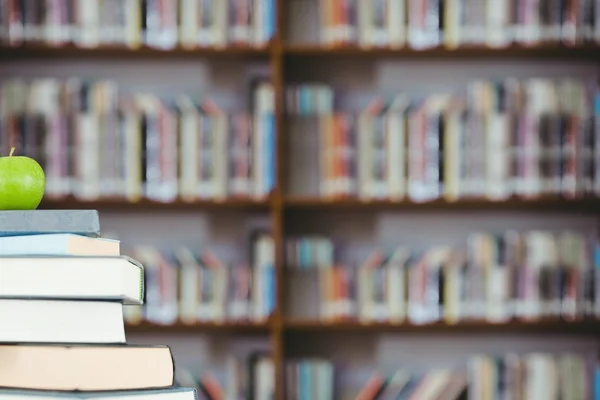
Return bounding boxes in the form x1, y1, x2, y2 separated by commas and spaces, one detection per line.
271, 0, 286, 398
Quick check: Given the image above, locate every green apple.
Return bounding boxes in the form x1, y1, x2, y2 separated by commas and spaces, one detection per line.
0, 147, 45, 210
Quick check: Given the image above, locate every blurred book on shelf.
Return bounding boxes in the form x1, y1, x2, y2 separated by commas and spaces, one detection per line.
124, 232, 275, 325
357, 369, 467, 400
315, 0, 599, 49
285, 360, 467, 399
0, 0, 275, 49
175, 353, 274, 400
286, 236, 335, 269
0, 78, 275, 203
288, 77, 600, 202
286, 359, 334, 400
286, 83, 335, 116
287, 230, 600, 324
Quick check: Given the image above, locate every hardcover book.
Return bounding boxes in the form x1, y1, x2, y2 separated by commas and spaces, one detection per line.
0, 344, 174, 391
0, 255, 144, 304
0, 210, 100, 237
0, 387, 197, 399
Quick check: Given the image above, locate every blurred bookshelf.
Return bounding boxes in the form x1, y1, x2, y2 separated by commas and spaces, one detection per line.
3, 0, 600, 398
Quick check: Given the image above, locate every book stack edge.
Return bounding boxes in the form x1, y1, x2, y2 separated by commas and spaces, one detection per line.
0, 209, 197, 399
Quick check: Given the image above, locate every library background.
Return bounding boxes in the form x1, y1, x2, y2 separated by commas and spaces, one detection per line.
2, 0, 600, 399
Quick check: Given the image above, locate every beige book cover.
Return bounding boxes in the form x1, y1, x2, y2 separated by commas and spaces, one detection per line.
0, 344, 174, 392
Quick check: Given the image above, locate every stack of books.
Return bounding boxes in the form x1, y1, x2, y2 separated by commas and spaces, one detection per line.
0, 209, 196, 399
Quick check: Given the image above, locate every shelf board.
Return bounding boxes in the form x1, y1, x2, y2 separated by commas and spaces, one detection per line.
283, 44, 600, 60
284, 319, 600, 334
39, 197, 272, 212
4, 44, 597, 61
0, 44, 271, 60
126, 321, 271, 334
37, 196, 600, 212
283, 197, 600, 213
120, 319, 600, 334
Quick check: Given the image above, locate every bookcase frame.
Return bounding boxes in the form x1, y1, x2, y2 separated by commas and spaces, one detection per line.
5, 0, 600, 398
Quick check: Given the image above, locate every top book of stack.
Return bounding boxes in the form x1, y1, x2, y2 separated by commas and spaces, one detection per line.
0, 210, 101, 238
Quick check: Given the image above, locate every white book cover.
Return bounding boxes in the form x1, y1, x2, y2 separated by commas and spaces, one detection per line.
0, 299, 125, 343
0, 255, 143, 305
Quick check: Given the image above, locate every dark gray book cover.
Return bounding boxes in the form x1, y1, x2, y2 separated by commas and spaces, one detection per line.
0, 387, 197, 399
0, 210, 100, 237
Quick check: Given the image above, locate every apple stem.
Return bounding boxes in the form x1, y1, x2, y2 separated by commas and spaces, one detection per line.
9, 147, 15, 157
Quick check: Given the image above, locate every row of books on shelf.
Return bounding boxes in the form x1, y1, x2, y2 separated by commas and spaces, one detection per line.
287, 352, 595, 400
289, 230, 600, 324
123, 233, 275, 325
468, 353, 591, 400
176, 354, 274, 400
317, 0, 600, 49
0, 78, 275, 202
0, 0, 275, 49
291, 78, 600, 201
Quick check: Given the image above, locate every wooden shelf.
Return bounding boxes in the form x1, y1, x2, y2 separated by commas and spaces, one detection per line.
0, 44, 272, 60
284, 319, 600, 335
283, 197, 600, 213
124, 319, 600, 335
125, 321, 271, 334
39, 197, 272, 212
38, 196, 600, 213
3, 44, 599, 61
283, 44, 600, 60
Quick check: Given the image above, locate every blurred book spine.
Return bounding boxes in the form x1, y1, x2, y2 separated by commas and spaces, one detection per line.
0, 0, 276, 49
286, 83, 335, 116
287, 230, 600, 324
286, 359, 334, 400
286, 236, 335, 269
0, 78, 275, 202
176, 353, 274, 400
316, 0, 599, 49
123, 232, 275, 325
288, 78, 600, 202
